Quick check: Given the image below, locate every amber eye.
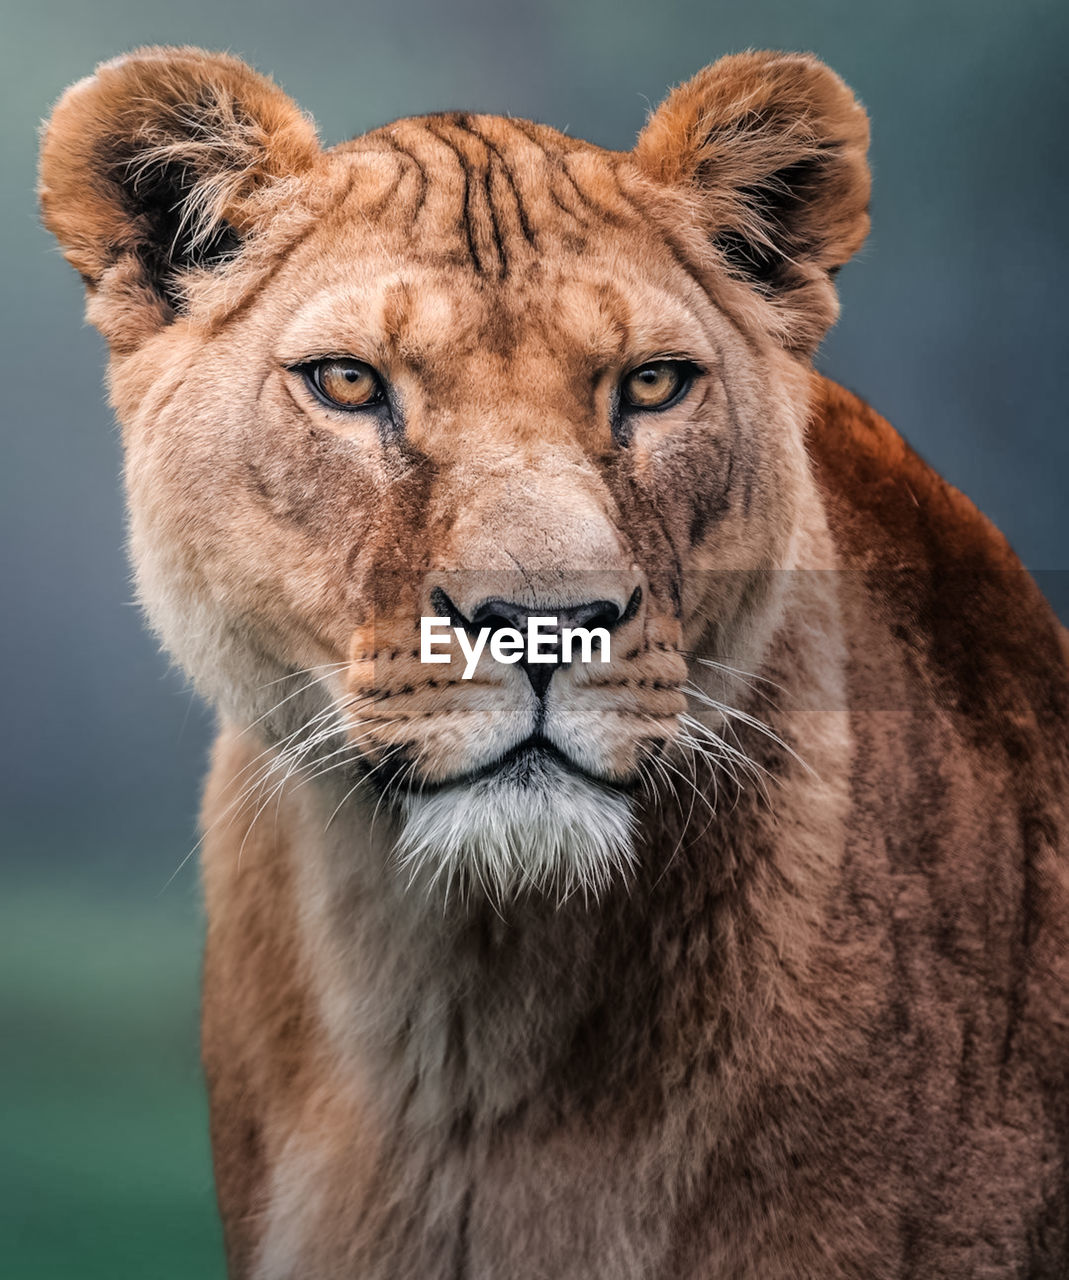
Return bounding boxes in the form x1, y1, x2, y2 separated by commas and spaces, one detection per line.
621, 360, 692, 411
307, 358, 385, 410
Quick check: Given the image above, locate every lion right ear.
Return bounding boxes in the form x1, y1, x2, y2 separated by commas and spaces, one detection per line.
39, 47, 320, 348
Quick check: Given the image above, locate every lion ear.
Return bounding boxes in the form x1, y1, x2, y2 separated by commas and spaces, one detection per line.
39, 46, 320, 346
634, 51, 870, 354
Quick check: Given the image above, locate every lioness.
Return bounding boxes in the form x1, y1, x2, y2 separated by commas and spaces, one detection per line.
40, 45, 1069, 1278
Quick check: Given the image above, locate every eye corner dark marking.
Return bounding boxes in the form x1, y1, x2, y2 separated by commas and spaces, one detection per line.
609, 382, 630, 447
620, 586, 643, 625
244, 459, 271, 503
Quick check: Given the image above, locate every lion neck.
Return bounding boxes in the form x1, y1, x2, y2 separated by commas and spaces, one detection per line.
273, 503, 852, 1135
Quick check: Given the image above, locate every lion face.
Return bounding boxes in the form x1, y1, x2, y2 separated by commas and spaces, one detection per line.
40, 48, 869, 899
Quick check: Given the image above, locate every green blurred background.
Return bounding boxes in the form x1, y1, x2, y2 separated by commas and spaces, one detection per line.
2, 0, 1067, 1275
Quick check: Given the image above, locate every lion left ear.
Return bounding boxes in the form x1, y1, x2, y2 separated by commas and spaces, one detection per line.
634, 51, 871, 355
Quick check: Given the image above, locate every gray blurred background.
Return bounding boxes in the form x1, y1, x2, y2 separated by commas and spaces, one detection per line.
2, 0, 1067, 1275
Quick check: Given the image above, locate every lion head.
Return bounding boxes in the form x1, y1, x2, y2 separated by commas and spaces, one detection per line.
39, 46, 869, 901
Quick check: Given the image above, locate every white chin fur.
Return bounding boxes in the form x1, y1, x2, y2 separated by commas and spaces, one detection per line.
395, 757, 636, 905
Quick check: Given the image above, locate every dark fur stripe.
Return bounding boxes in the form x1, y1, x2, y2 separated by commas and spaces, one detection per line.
377, 137, 430, 227
422, 120, 487, 275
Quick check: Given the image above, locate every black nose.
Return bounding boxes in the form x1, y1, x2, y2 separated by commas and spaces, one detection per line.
430, 587, 641, 698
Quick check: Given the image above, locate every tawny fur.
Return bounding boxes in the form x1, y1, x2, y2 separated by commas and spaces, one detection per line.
39, 46, 1069, 1278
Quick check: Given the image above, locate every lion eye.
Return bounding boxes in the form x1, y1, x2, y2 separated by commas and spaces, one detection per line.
621, 361, 691, 411
308, 358, 385, 410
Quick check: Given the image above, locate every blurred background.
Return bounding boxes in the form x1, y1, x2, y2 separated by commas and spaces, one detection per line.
2, 0, 1067, 1274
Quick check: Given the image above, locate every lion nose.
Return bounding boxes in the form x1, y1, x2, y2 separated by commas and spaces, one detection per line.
470, 595, 633, 698
430, 587, 641, 698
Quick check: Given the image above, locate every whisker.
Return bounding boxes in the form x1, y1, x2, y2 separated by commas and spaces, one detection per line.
688, 654, 785, 695
325, 743, 407, 833
682, 681, 815, 779
160, 688, 390, 890
253, 661, 350, 693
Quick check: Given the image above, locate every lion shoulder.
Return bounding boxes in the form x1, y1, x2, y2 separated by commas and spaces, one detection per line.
809, 371, 1069, 797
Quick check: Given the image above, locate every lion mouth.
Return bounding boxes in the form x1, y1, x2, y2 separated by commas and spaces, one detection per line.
385, 734, 630, 797
393, 734, 640, 900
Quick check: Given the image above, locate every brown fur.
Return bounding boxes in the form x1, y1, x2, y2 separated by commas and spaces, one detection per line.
39, 46, 1069, 1278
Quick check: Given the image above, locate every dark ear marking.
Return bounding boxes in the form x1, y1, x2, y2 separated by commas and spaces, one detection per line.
709, 149, 840, 291
633, 51, 871, 354
39, 47, 320, 346
102, 138, 244, 313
